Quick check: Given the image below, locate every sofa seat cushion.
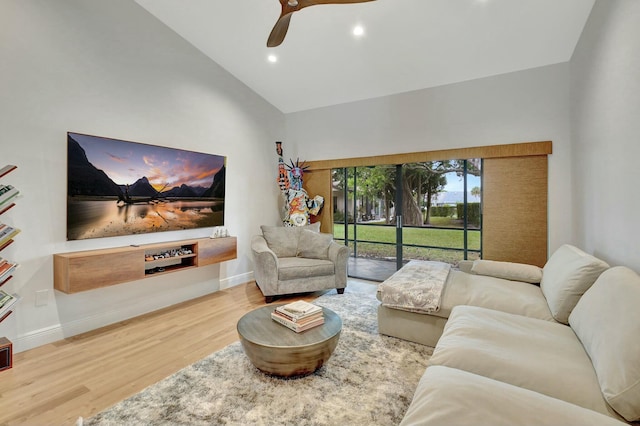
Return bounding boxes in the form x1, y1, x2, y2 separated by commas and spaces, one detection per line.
429, 305, 617, 417
400, 366, 626, 426
570, 266, 640, 422
277, 257, 334, 281
435, 270, 555, 320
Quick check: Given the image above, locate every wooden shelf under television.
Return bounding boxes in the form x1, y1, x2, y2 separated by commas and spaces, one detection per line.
53, 236, 237, 294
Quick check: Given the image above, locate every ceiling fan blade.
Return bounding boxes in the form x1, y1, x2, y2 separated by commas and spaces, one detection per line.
267, 0, 376, 47
267, 13, 293, 48
298, 0, 376, 8
267, 13, 292, 47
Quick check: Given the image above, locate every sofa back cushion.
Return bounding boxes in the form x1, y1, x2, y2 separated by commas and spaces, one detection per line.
471, 260, 543, 283
260, 222, 321, 257
540, 244, 609, 324
569, 266, 640, 422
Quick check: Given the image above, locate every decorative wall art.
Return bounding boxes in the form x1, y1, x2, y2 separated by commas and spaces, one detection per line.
275, 141, 323, 226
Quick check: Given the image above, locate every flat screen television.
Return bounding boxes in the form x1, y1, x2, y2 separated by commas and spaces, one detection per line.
67, 132, 226, 241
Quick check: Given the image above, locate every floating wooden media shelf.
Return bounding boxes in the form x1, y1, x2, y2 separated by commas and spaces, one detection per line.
53, 236, 237, 294
144, 244, 197, 276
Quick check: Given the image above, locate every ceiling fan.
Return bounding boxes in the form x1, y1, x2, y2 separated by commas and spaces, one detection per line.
267, 0, 376, 48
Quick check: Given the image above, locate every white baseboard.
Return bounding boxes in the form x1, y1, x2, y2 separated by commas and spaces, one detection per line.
13, 271, 255, 353
221, 271, 253, 289
15, 325, 66, 353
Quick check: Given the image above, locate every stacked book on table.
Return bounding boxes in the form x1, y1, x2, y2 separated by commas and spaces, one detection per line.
271, 300, 324, 333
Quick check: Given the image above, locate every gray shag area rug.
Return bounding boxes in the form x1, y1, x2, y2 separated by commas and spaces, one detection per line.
84, 289, 433, 426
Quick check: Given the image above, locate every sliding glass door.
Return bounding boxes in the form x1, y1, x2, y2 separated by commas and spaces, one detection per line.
332, 166, 399, 280
401, 159, 482, 265
332, 159, 482, 281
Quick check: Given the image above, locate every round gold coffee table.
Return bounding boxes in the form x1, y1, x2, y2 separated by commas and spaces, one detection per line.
237, 304, 342, 377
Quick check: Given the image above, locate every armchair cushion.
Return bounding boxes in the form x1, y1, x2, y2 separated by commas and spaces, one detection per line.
278, 257, 335, 280
297, 229, 333, 259
260, 222, 321, 257
260, 226, 299, 257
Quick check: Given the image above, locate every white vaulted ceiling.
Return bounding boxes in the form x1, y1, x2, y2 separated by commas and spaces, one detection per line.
135, 0, 595, 113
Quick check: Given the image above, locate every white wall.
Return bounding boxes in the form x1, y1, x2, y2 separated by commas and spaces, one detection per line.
0, 0, 284, 351
570, 0, 640, 272
286, 64, 573, 255
4, 0, 635, 354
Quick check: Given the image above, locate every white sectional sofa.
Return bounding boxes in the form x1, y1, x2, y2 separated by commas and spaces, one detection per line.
377, 244, 609, 347
376, 245, 640, 424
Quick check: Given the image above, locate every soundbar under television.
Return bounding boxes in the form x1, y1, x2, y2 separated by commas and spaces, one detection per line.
67, 132, 226, 241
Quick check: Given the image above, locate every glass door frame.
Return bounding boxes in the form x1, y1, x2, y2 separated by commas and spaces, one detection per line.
333, 160, 481, 281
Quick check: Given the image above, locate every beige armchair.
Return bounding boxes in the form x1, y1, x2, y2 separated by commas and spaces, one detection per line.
251, 224, 348, 303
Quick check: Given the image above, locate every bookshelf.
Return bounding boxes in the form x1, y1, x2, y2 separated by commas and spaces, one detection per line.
0, 164, 21, 262
0, 165, 20, 258
53, 236, 237, 293
0, 165, 19, 369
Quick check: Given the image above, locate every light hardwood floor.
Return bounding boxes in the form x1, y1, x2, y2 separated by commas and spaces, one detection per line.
0, 279, 378, 425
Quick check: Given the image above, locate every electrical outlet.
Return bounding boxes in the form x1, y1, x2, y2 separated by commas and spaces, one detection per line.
35, 290, 48, 307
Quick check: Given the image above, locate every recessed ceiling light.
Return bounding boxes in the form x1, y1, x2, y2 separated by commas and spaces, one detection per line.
353, 25, 365, 37
267, 54, 278, 63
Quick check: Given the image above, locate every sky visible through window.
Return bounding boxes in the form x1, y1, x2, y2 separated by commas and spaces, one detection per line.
443, 172, 481, 193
